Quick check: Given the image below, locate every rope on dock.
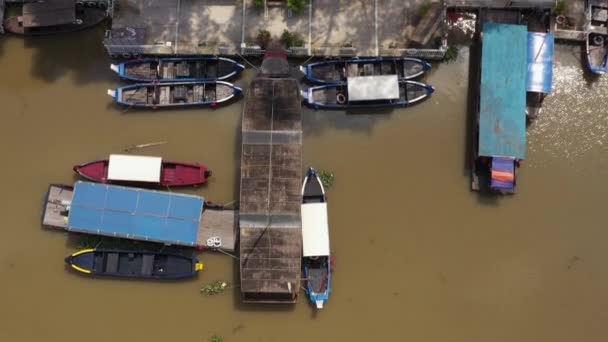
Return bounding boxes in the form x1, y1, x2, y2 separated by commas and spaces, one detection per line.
216, 249, 240, 260
299, 55, 315, 66
236, 53, 259, 70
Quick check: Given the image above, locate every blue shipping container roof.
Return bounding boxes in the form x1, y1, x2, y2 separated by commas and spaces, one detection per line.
527, 32, 554, 94
479, 23, 527, 159
68, 182, 203, 246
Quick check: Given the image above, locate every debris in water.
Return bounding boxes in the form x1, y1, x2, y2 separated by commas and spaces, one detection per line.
123, 141, 167, 153
318, 169, 335, 189
210, 335, 223, 342
200, 281, 228, 295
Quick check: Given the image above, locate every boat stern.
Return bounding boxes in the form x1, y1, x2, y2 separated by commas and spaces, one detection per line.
299, 65, 308, 76
66, 249, 95, 274
195, 262, 204, 272
233, 85, 243, 96
315, 300, 324, 309
110, 63, 120, 74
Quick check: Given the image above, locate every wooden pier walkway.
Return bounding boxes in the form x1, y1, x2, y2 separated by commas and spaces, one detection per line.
239, 53, 303, 304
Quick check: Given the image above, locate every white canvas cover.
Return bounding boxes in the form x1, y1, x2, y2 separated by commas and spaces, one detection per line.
301, 202, 330, 257
347, 75, 399, 101
107, 154, 162, 183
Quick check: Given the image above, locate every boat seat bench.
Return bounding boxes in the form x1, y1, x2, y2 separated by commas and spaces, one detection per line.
141, 254, 155, 276
105, 253, 119, 273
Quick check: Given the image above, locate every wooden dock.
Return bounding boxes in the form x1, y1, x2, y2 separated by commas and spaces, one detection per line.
198, 208, 238, 253
239, 53, 303, 304
42, 184, 73, 229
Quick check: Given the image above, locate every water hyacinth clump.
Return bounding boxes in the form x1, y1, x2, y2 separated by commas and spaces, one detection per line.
200, 281, 228, 295
318, 170, 335, 189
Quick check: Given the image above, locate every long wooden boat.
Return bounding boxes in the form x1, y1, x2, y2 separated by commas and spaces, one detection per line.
65, 249, 203, 280
74, 154, 211, 187
107, 81, 242, 108
302, 75, 434, 110
300, 57, 431, 83
3, 2, 108, 36
586, 32, 608, 75
110, 57, 245, 82
301, 167, 332, 309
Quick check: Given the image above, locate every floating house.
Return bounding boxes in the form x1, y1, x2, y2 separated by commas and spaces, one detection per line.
42, 182, 237, 252
239, 51, 303, 303
472, 23, 527, 194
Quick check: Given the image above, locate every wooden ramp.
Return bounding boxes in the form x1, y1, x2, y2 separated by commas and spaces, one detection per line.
42, 184, 73, 229
198, 209, 238, 253
411, 2, 443, 46
239, 55, 303, 304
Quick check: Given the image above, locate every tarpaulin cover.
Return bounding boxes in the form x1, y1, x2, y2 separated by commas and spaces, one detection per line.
527, 32, 554, 94
491, 157, 515, 191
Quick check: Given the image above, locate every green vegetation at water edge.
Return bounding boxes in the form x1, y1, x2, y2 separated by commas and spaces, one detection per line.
281, 29, 305, 48
200, 281, 229, 295
318, 170, 335, 189
254, 0, 264, 9
443, 46, 459, 63
256, 29, 271, 49
418, 2, 432, 18
288, 0, 307, 13
210, 335, 223, 342
555, 0, 566, 15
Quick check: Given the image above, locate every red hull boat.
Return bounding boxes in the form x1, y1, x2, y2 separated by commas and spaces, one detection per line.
74, 156, 211, 187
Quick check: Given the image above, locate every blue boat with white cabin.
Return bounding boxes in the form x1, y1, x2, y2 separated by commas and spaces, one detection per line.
302, 75, 434, 110
300, 57, 431, 84
301, 168, 332, 309
472, 24, 527, 194
111, 57, 245, 82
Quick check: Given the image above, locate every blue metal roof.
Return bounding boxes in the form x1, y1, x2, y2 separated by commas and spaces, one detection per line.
68, 182, 203, 246
527, 32, 554, 94
479, 24, 527, 159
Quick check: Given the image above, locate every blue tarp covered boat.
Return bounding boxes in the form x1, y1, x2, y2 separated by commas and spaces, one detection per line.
473, 24, 527, 194
110, 57, 245, 82
67, 181, 204, 246
300, 57, 431, 84
526, 32, 554, 120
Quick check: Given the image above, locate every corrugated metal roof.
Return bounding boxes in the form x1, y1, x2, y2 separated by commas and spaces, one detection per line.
527, 32, 554, 94
68, 182, 203, 246
479, 23, 527, 159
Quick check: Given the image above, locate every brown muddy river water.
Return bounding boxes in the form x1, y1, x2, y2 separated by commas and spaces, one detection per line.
1, 28, 607, 342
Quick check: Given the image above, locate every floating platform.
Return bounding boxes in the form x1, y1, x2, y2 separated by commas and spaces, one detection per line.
239, 52, 303, 304
42, 182, 237, 252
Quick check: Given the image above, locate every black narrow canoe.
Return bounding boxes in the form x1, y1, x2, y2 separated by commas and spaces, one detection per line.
65, 249, 203, 280
300, 57, 431, 83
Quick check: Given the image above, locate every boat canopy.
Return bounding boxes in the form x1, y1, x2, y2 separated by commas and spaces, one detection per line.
22, 0, 76, 28
479, 24, 527, 160
347, 75, 399, 101
301, 203, 330, 257
527, 32, 554, 94
108, 154, 162, 183
67, 182, 203, 246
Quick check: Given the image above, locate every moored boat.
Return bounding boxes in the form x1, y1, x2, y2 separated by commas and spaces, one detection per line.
586, 32, 608, 75
65, 249, 203, 280
110, 57, 245, 82
3, 1, 108, 36
302, 75, 434, 110
74, 154, 211, 187
300, 57, 431, 83
107, 81, 242, 109
301, 167, 332, 309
